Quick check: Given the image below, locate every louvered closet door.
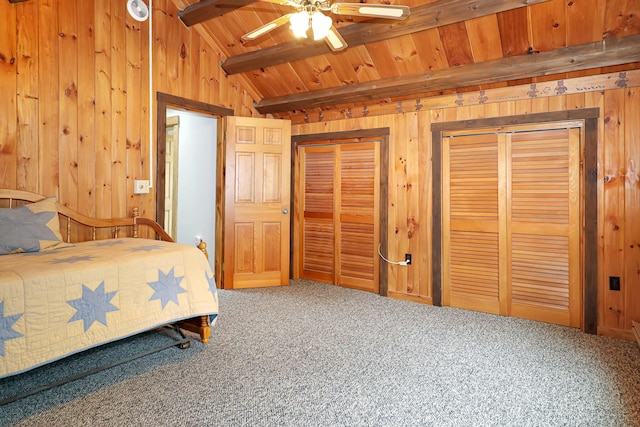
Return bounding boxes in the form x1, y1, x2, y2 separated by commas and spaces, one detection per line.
508, 128, 581, 327
443, 125, 582, 327
300, 146, 335, 283
337, 143, 379, 292
299, 143, 379, 293
443, 134, 503, 314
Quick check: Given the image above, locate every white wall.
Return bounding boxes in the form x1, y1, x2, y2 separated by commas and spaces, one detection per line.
167, 108, 217, 270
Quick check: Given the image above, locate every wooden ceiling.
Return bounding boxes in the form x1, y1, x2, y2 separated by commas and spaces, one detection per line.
173, 0, 640, 117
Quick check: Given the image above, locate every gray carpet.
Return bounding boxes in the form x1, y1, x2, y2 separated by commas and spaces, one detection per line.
2, 279, 639, 427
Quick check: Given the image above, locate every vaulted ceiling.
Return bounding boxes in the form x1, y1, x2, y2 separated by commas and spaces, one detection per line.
172, 0, 640, 117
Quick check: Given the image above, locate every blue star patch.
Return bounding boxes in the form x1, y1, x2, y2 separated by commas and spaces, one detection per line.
148, 268, 187, 308
94, 240, 126, 247
67, 282, 119, 331
206, 272, 218, 302
52, 255, 95, 264
130, 244, 164, 253
25, 249, 65, 257
0, 301, 24, 357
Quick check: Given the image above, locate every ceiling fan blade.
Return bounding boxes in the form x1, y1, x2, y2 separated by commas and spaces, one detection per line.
330, 3, 410, 20
241, 13, 294, 41
325, 25, 347, 51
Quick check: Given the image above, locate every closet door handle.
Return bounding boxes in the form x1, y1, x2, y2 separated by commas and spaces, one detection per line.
282, 209, 289, 214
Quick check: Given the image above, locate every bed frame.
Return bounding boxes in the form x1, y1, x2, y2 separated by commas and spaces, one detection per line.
0, 189, 211, 344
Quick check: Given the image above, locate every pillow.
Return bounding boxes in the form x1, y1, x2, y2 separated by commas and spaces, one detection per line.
0, 196, 66, 255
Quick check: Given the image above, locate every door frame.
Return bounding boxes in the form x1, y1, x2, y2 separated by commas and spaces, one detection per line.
431, 108, 599, 334
292, 128, 390, 295
155, 92, 234, 286
164, 114, 180, 240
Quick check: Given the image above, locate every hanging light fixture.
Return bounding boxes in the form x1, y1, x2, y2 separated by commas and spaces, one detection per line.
289, 11, 310, 38
288, 5, 332, 41
242, 0, 410, 51
311, 11, 332, 40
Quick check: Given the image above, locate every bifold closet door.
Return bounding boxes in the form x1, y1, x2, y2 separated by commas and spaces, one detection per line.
443, 126, 581, 327
299, 143, 379, 293
299, 146, 335, 283
442, 133, 503, 314
508, 128, 581, 327
337, 143, 379, 292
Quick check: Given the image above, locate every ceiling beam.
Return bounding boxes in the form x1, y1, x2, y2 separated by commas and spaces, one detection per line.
221, 0, 551, 75
179, 0, 259, 27
254, 34, 640, 114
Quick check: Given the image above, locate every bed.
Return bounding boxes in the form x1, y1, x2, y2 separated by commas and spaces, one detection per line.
0, 189, 218, 382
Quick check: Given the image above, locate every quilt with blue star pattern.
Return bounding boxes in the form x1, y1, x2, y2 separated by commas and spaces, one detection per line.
0, 238, 219, 378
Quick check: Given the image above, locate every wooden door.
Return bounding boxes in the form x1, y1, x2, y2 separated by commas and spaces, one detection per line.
164, 115, 179, 239
442, 133, 502, 314
443, 124, 582, 327
337, 143, 380, 292
298, 142, 380, 293
299, 145, 335, 283
508, 128, 581, 326
223, 117, 291, 289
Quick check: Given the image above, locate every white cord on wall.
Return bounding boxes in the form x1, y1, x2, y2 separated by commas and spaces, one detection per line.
377, 243, 410, 266
148, 0, 154, 188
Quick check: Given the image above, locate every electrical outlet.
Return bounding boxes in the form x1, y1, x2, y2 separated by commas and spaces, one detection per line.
133, 179, 150, 194
405, 254, 412, 265
609, 276, 621, 291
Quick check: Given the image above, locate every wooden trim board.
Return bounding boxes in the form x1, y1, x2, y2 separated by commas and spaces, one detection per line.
288, 69, 639, 124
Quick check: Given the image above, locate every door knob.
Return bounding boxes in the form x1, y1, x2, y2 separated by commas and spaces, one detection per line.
282, 209, 289, 214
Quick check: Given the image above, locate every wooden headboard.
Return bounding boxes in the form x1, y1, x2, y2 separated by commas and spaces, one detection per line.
0, 189, 172, 243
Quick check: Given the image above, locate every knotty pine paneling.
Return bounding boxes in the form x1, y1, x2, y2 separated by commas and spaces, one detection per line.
529, 0, 567, 53
292, 81, 640, 339
624, 88, 640, 334
602, 88, 626, 330
16, 0, 39, 193
77, 0, 96, 221
1, 0, 260, 237
58, 0, 79, 214
0, 2, 18, 189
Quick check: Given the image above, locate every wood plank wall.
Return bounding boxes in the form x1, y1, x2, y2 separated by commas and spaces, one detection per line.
293, 86, 640, 340
0, 0, 260, 229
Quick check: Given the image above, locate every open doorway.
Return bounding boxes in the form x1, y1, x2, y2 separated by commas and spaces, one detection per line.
164, 115, 179, 240
155, 92, 233, 275
165, 108, 217, 270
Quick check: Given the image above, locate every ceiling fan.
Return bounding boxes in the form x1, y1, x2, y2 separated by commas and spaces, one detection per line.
241, 0, 411, 51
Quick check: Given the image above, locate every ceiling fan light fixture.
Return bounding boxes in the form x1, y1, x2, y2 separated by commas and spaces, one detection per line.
240, 0, 411, 50
290, 11, 310, 39
311, 11, 332, 40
